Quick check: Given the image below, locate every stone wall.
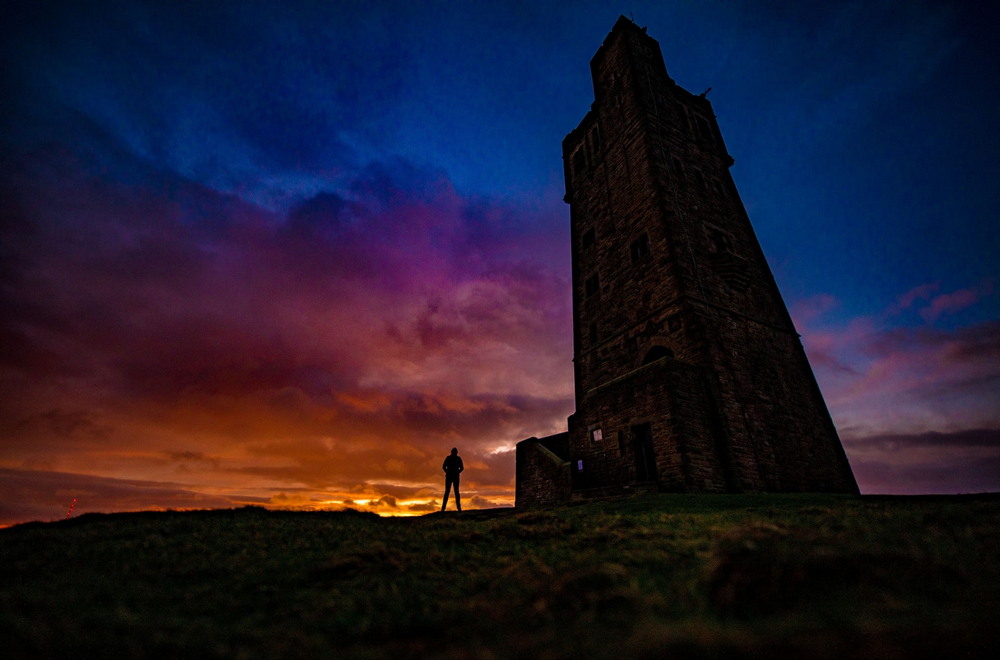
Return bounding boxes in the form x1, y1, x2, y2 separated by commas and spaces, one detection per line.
569, 355, 731, 494
515, 433, 572, 507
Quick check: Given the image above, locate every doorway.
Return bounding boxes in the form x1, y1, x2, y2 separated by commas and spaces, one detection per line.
631, 423, 657, 483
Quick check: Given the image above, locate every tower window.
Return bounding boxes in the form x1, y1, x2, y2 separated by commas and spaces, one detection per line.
707, 227, 733, 253
630, 233, 651, 262
589, 126, 601, 157
591, 428, 603, 442
695, 115, 712, 142
694, 169, 707, 191
589, 322, 599, 344
582, 227, 596, 249
681, 105, 694, 134
585, 274, 600, 297
713, 179, 725, 199
573, 148, 587, 177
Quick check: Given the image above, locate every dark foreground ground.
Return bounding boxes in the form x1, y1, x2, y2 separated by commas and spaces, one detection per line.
2, 494, 999, 659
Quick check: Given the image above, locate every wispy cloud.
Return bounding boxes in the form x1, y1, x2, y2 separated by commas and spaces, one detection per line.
795, 287, 1000, 493
844, 428, 1000, 495
886, 282, 941, 317
919, 280, 995, 322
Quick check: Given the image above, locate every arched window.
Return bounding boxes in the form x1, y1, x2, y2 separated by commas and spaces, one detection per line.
642, 345, 674, 365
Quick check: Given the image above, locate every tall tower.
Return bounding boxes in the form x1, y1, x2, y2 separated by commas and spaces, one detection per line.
516, 16, 857, 505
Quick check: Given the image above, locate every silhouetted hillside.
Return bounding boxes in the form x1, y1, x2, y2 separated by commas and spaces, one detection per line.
2, 494, 999, 659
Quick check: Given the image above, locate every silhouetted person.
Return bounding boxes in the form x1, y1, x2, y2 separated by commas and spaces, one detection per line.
441, 447, 464, 511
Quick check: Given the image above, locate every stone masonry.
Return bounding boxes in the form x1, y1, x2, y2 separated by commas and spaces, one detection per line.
516, 16, 858, 507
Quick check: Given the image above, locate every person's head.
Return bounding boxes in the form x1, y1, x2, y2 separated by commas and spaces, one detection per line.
450, 447, 458, 456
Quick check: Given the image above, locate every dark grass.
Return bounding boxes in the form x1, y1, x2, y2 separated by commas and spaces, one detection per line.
2, 494, 999, 659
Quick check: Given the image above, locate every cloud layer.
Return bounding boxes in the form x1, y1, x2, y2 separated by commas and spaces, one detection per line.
793, 289, 1000, 494
1, 125, 574, 523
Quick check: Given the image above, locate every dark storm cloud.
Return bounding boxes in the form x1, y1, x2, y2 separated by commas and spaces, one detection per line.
846, 428, 1000, 452
1, 0, 412, 206
13, 409, 110, 440
848, 451, 1000, 496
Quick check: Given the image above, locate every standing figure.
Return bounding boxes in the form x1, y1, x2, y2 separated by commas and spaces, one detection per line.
441, 447, 464, 511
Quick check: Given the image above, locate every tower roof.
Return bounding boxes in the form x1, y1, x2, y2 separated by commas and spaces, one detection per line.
594, 14, 653, 60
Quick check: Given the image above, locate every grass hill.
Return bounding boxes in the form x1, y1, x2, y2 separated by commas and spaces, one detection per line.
2, 494, 999, 659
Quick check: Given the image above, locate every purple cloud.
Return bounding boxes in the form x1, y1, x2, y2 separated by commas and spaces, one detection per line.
794, 286, 1000, 494
0, 114, 572, 526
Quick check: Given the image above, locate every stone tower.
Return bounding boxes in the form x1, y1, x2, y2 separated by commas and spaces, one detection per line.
516, 17, 857, 506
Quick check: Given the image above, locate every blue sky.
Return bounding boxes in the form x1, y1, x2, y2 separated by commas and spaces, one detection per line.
2, 1, 998, 523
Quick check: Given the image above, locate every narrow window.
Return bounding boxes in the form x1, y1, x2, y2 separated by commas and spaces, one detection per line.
590, 125, 601, 157
681, 105, 694, 135
591, 428, 603, 442
630, 233, 651, 262
582, 227, 596, 249
708, 227, 732, 253
696, 115, 712, 141
589, 322, 599, 344
713, 179, 725, 198
585, 274, 600, 297
573, 148, 587, 177
694, 169, 707, 191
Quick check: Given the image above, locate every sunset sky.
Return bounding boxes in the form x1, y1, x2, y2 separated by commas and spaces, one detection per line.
2, 0, 998, 526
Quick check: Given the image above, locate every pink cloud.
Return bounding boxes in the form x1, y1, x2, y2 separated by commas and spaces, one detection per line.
886, 281, 940, 316
825, 320, 1000, 435
789, 292, 839, 327
919, 279, 995, 321
5, 137, 995, 522
793, 282, 1000, 493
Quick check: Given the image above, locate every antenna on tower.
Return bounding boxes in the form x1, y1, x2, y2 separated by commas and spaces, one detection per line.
699, 87, 712, 98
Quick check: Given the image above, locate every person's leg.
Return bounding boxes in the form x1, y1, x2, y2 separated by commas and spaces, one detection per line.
441, 479, 451, 511
455, 479, 461, 512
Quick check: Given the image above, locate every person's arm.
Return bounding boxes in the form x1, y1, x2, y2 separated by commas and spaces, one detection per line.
457, 458, 464, 473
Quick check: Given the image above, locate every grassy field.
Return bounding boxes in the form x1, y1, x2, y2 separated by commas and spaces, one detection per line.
2, 494, 999, 659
